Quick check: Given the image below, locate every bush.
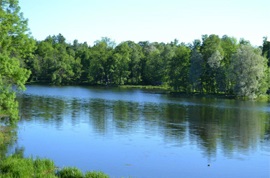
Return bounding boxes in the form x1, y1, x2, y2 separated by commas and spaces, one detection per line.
85, 171, 109, 178
0, 157, 33, 177
0, 157, 57, 178
33, 158, 56, 178
57, 167, 83, 178
0, 156, 109, 178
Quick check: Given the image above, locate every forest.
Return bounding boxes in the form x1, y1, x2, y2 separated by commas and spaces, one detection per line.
27, 34, 270, 99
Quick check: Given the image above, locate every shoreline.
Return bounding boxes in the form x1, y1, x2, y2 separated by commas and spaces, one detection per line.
25, 82, 270, 101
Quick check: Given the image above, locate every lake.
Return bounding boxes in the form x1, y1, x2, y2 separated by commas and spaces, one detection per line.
15, 85, 270, 178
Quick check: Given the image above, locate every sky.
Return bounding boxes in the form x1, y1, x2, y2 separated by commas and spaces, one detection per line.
19, 0, 270, 46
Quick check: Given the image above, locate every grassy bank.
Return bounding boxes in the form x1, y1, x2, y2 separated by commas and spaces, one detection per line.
0, 155, 109, 178
119, 84, 170, 90
25, 83, 270, 101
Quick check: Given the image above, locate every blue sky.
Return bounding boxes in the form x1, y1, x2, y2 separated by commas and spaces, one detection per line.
19, 0, 269, 46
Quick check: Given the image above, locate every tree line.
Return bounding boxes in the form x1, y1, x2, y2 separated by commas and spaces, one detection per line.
26, 34, 270, 99
1, 0, 270, 121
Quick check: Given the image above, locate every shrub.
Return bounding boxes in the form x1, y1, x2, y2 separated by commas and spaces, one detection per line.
33, 158, 56, 178
0, 156, 109, 178
85, 171, 109, 178
0, 157, 34, 177
57, 167, 83, 178
0, 157, 57, 178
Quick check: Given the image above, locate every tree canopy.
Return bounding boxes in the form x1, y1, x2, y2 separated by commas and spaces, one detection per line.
229, 45, 268, 99
0, 0, 34, 121
24, 33, 269, 99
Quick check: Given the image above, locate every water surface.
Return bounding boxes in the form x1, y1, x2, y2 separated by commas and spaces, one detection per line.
16, 85, 270, 178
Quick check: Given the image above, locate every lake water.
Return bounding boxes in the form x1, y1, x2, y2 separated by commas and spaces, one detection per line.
15, 85, 270, 178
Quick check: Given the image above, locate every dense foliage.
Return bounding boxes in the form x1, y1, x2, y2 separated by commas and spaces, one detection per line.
0, 0, 34, 120
26, 34, 270, 99
0, 155, 109, 178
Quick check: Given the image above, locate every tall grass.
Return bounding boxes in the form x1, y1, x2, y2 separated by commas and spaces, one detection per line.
119, 84, 170, 90
85, 171, 109, 178
0, 156, 109, 178
0, 156, 56, 178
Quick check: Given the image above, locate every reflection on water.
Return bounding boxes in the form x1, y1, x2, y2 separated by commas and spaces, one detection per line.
0, 124, 17, 160
16, 85, 270, 178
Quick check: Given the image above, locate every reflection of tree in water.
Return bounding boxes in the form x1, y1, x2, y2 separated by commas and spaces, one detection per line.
69, 99, 81, 126
18, 95, 66, 128
87, 99, 109, 134
187, 101, 270, 160
86, 100, 141, 134
265, 120, 270, 140
138, 103, 188, 145
112, 101, 140, 133
261, 117, 270, 153
218, 104, 269, 158
158, 104, 187, 144
86, 100, 188, 139
188, 105, 220, 159
17, 94, 270, 160
0, 124, 17, 160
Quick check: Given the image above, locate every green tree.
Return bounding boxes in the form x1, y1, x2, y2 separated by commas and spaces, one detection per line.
207, 50, 225, 92
189, 49, 203, 92
0, 0, 34, 120
220, 35, 239, 93
141, 42, 167, 85
72, 41, 91, 82
126, 41, 144, 84
221, 35, 238, 65
168, 44, 191, 91
229, 45, 268, 99
262, 37, 270, 66
88, 39, 114, 84
144, 46, 163, 85
50, 37, 75, 85
201, 34, 224, 93
32, 39, 56, 82
113, 42, 131, 85
160, 44, 175, 85
32, 34, 82, 85
138, 41, 151, 84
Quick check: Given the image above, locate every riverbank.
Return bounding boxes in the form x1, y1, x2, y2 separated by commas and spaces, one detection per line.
26, 82, 270, 101
0, 155, 109, 178
105, 84, 269, 101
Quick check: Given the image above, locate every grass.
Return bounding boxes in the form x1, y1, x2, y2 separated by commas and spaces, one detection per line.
84, 171, 109, 178
0, 156, 56, 178
119, 84, 170, 90
0, 156, 109, 178
256, 94, 270, 101
56, 167, 83, 178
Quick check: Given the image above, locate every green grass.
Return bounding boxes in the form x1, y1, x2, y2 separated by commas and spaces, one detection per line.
119, 84, 170, 90
0, 156, 56, 178
0, 156, 109, 178
56, 167, 83, 178
256, 94, 270, 101
84, 171, 109, 178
